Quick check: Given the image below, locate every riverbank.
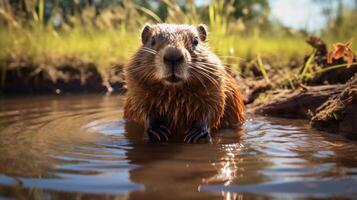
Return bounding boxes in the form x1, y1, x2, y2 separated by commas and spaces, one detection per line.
242, 37, 357, 139
0, 56, 126, 95
0, 37, 356, 140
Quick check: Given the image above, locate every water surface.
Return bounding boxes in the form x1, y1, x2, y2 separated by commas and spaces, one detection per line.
0, 95, 356, 199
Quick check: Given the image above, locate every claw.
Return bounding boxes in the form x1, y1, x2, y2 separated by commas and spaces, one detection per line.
184, 130, 198, 143
147, 129, 161, 142
184, 125, 211, 144
145, 125, 171, 142
159, 125, 171, 135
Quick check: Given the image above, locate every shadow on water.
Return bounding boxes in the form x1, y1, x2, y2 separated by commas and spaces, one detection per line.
0, 95, 356, 199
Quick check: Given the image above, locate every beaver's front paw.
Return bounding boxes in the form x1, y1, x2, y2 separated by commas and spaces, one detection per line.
184, 125, 212, 143
146, 125, 171, 142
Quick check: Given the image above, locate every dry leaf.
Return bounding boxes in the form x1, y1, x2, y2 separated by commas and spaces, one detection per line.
327, 38, 355, 68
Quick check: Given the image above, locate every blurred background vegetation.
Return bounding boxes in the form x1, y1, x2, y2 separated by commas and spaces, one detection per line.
0, 0, 356, 75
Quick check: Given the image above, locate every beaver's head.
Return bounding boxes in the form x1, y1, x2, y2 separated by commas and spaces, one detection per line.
128, 24, 223, 87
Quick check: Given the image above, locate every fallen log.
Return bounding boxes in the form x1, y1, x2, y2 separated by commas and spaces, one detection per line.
253, 84, 344, 119
311, 75, 357, 139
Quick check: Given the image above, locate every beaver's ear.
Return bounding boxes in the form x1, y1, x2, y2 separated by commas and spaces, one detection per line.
197, 24, 208, 42
141, 24, 152, 45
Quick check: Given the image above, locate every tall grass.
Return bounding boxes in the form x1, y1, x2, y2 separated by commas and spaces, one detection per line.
0, 0, 354, 73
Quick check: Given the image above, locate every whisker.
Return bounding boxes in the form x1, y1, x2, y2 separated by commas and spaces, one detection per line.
191, 59, 234, 70
139, 48, 157, 55
138, 71, 155, 84
142, 47, 157, 54
193, 61, 241, 77
192, 60, 230, 69
188, 64, 220, 88
189, 68, 215, 88
189, 63, 220, 78
188, 68, 208, 91
140, 47, 157, 54
142, 47, 157, 53
126, 65, 146, 73
192, 69, 219, 87
140, 48, 155, 53
188, 62, 220, 77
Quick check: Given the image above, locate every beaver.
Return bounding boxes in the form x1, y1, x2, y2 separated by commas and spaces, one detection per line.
124, 24, 244, 143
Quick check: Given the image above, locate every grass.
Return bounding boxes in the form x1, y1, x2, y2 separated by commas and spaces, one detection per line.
0, 26, 311, 72
0, 27, 140, 71
257, 53, 270, 82
0, 0, 355, 78
298, 49, 316, 81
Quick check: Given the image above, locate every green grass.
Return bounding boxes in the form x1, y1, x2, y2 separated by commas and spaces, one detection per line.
0, 0, 355, 77
209, 34, 310, 62
0, 26, 311, 72
0, 27, 141, 71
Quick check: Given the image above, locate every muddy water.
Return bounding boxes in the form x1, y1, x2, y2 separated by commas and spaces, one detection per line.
0, 95, 356, 200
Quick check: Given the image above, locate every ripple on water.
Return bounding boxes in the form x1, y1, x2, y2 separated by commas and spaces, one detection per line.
0, 95, 356, 199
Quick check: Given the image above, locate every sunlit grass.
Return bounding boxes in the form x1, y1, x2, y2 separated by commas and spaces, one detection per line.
209, 34, 310, 60
0, 25, 311, 72
0, 27, 141, 71
0, 0, 355, 75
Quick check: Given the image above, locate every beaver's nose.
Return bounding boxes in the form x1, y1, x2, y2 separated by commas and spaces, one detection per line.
163, 47, 184, 67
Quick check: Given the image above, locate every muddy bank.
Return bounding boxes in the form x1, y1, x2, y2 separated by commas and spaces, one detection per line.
311, 75, 357, 139
249, 75, 356, 137
251, 84, 345, 118
0, 57, 126, 95
245, 37, 357, 139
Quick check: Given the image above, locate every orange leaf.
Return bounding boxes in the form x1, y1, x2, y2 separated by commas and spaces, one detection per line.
333, 44, 347, 59
327, 38, 355, 66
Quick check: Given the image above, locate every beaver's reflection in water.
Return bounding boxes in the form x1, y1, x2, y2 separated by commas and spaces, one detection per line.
123, 121, 269, 200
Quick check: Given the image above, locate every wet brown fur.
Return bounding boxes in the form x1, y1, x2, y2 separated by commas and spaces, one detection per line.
124, 24, 244, 134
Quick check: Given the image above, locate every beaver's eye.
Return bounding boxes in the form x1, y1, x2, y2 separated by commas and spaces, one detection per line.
151, 38, 156, 46
193, 37, 199, 47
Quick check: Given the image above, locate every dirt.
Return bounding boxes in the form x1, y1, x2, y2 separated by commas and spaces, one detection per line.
0, 57, 126, 95
243, 36, 357, 139
311, 74, 357, 139
250, 84, 344, 119
246, 72, 356, 139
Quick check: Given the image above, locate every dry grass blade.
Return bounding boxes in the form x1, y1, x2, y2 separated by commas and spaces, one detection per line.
257, 53, 270, 82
